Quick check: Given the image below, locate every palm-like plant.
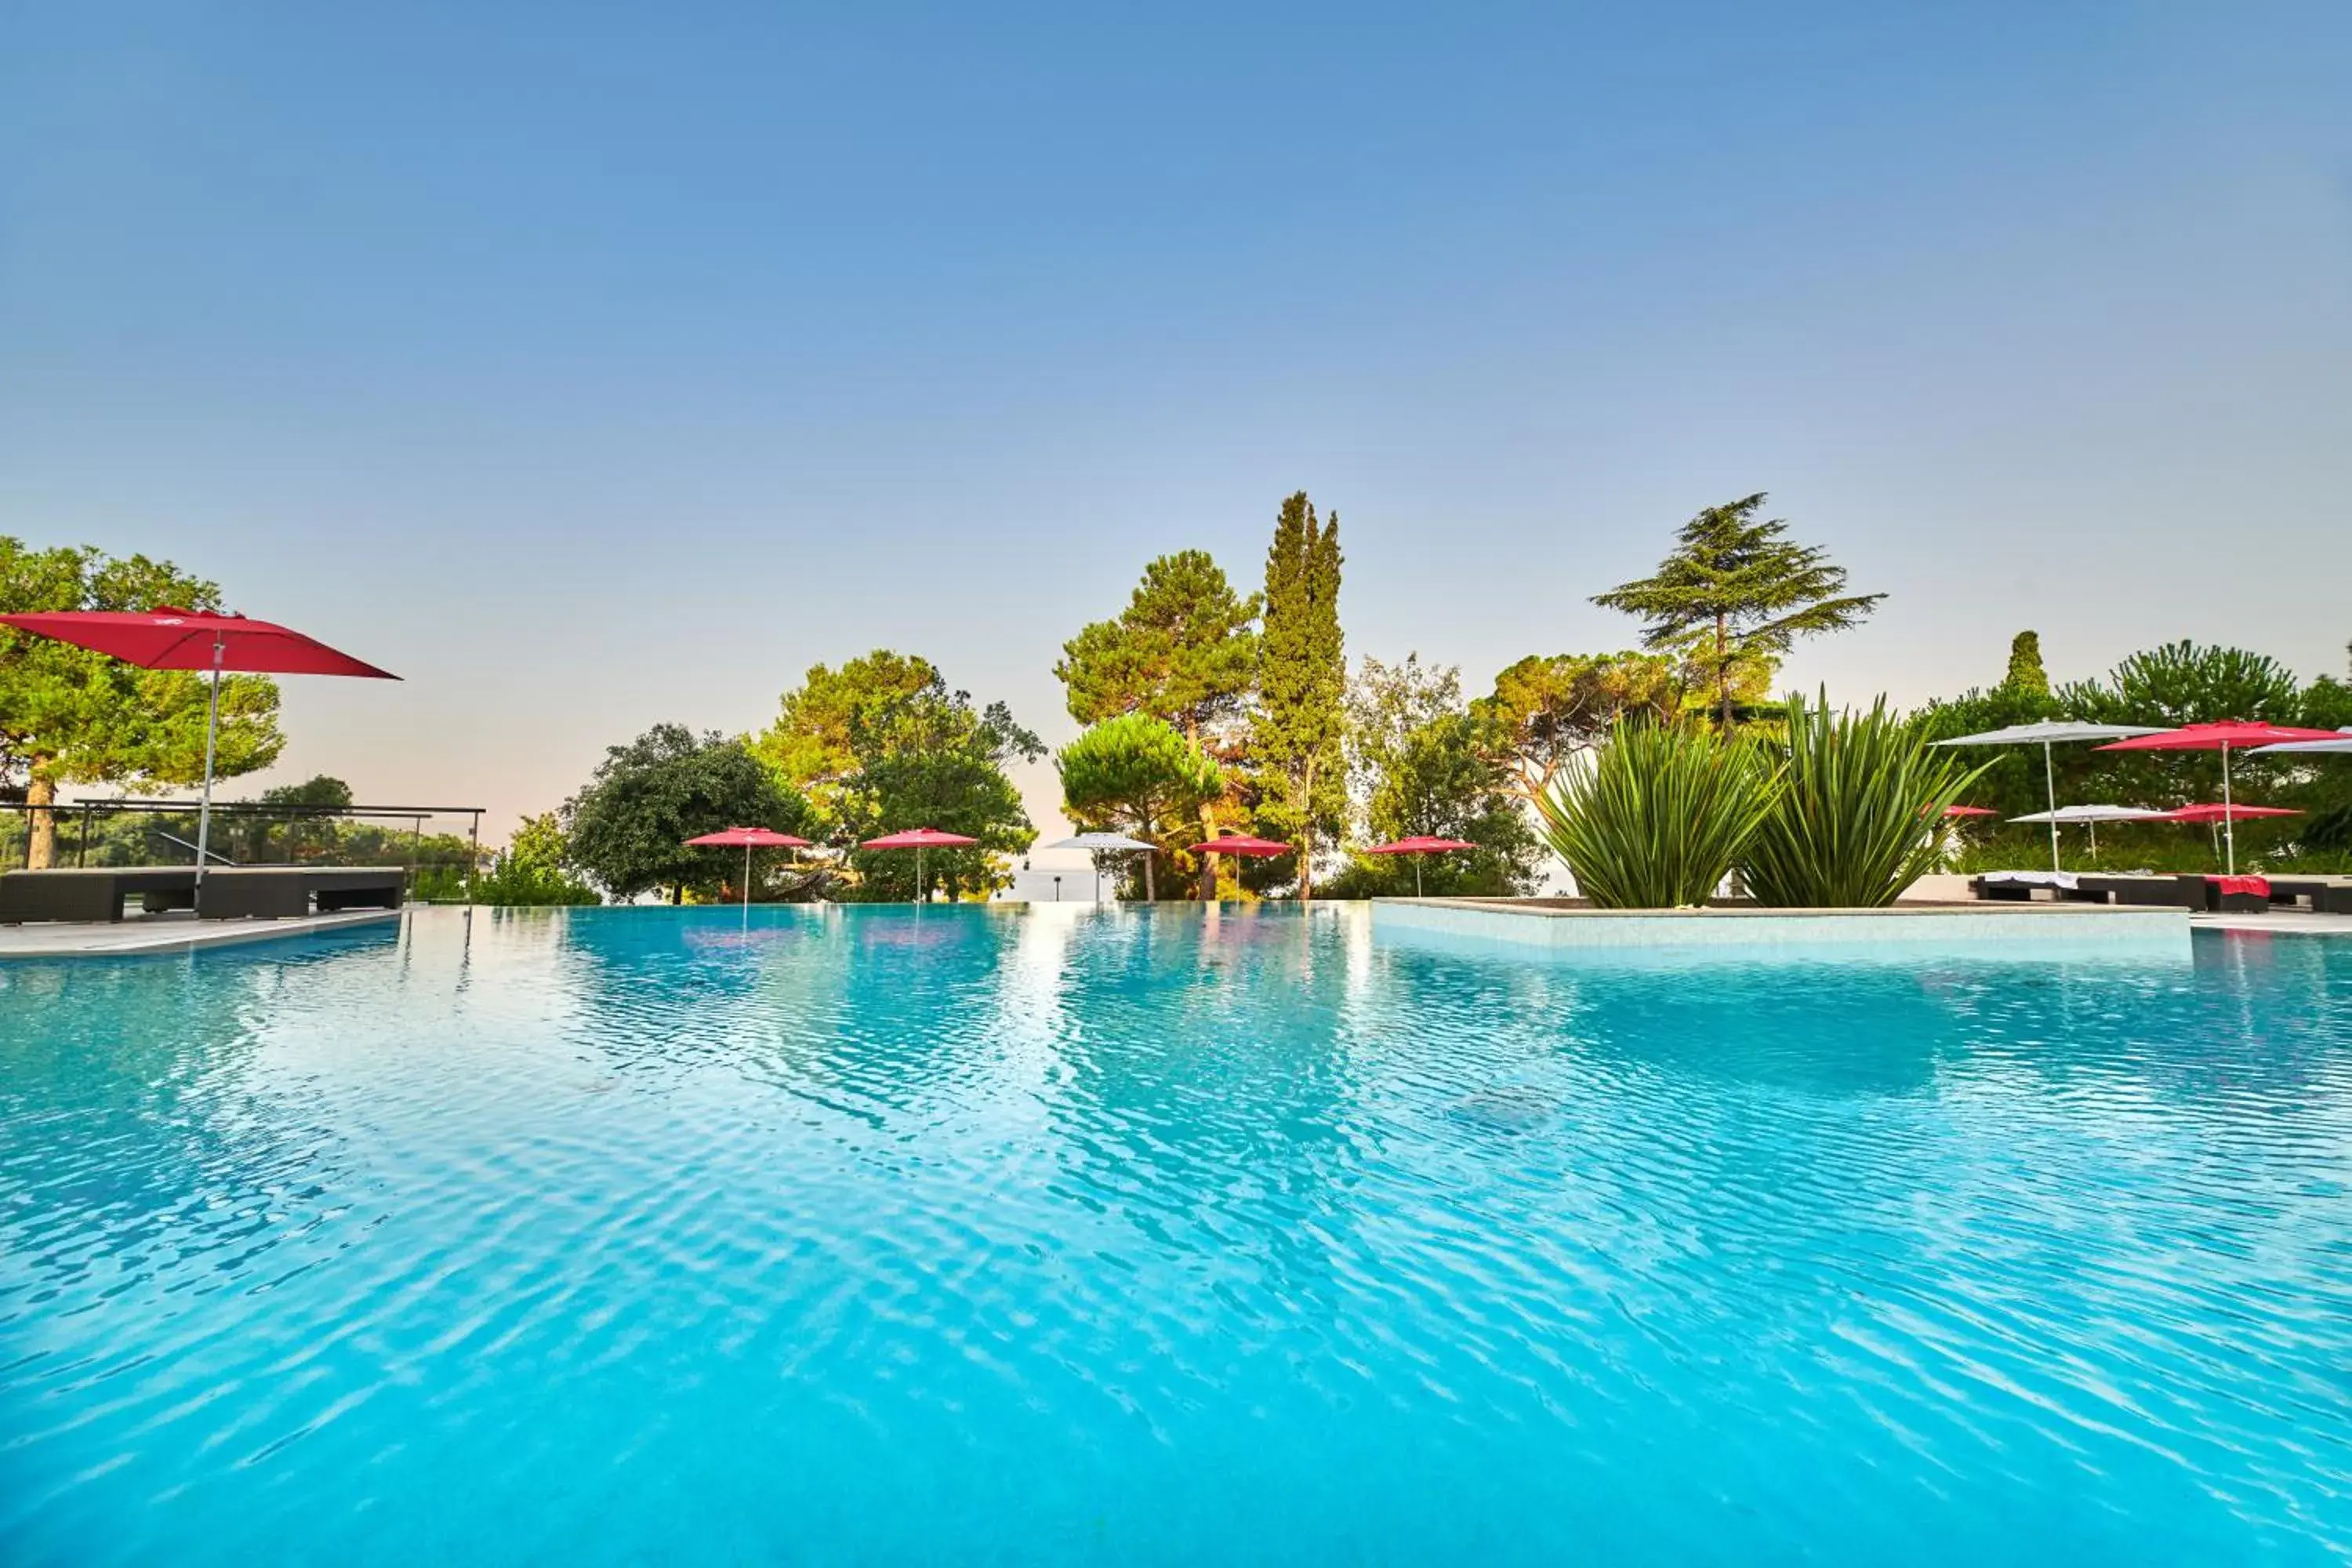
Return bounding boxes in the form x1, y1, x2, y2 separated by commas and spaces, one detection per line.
1532, 721, 1777, 907
1740, 690, 1987, 907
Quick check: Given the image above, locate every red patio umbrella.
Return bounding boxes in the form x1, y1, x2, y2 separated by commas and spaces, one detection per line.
2158, 803, 2300, 823
684, 826, 812, 910
859, 826, 978, 904
1362, 835, 1477, 898
1186, 833, 1292, 902
2096, 722, 2343, 873
0, 606, 398, 883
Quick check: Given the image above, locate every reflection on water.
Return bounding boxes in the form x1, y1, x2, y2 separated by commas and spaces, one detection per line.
1, 906, 2348, 1566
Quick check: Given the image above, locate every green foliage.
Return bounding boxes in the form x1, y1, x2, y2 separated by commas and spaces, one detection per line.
2300, 674, 2352, 732
1056, 551, 1259, 739
1740, 691, 1984, 908
471, 812, 599, 906
811, 659, 1042, 900
1250, 492, 1347, 895
260, 774, 356, 811
1999, 631, 2051, 702
1531, 721, 1777, 909
1056, 714, 1222, 901
753, 648, 940, 793
563, 724, 808, 902
1323, 655, 1541, 898
2058, 640, 2302, 728
1592, 494, 1883, 727
1471, 651, 1686, 795
0, 538, 285, 866
754, 651, 1042, 900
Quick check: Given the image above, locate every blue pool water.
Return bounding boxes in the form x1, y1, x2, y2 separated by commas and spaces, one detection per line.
2, 906, 2349, 1564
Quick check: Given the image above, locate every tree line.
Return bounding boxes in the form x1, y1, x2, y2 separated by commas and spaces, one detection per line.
6, 495, 2346, 898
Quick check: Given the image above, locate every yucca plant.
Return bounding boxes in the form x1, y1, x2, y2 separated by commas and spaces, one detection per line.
1739, 689, 1989, 908
1533, 721, 1778, 907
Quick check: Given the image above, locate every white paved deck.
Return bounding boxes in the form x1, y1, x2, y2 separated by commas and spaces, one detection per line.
0, 907, 403, 959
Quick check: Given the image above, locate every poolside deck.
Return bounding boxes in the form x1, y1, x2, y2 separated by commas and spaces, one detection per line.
0, 907, 403, 959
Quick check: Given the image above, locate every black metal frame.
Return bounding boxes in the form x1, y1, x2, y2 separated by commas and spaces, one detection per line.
0, 798, 484, 901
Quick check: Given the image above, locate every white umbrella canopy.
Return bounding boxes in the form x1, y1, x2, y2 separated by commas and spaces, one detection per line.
1048, 832, 1156, 902
2249, 731, 2352, 756
2007, 804, 2170, 864
1934, 721, 2166, 871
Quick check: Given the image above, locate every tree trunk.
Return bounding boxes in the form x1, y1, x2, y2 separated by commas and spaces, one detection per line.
25, 776, 56, 870
1296, 760, 1316, 901
1717, 613, 1733, 730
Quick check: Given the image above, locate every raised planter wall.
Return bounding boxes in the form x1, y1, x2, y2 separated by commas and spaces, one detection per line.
1370, 897, 2191, 962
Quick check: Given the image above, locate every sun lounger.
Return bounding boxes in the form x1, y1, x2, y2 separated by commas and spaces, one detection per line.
1971, 871, 2078, 902
2074, 874, 2204, 910
195, 866, 405, 920
2261, 875, 2352, 913
0, 866, 199, 924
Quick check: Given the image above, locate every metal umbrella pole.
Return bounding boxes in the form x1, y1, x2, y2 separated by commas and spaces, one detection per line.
192, 633, 225, 885
2043, 739, 2060, 873
2222, 745, 2236, 876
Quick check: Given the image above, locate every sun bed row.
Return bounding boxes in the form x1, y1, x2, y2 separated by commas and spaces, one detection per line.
1970, 872, 2352, 915
0, 866, 407, 924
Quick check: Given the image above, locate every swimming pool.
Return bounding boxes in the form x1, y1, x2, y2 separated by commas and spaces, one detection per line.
3, 906, 2347, 1563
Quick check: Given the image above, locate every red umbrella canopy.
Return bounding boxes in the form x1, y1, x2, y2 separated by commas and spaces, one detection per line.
2158, 803, 2300, 823
1363, 836, 1478, 854
685, 827, 812, 848
1188, 834, 1291, 856
0, 606, 397, 678
862, 827, 979, 849
1941, 805, 2002, 818
2096, 721, 2345, 752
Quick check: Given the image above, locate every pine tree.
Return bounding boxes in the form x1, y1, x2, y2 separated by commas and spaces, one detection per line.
1251, 492, 1346, 898
1592, 494, 1884, 728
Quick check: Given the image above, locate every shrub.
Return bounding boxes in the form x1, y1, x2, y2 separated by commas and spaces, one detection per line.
1532, 721, 1777, 908
1740, 691, 1985, 907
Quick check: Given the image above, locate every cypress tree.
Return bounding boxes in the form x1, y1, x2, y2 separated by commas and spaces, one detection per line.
2000, 631, 2049, 698
1251, 492, 1347, 898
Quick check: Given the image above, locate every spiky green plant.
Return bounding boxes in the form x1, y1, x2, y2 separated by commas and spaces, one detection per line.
1532, 721, 1778, 907
1739, 690, 1988, 908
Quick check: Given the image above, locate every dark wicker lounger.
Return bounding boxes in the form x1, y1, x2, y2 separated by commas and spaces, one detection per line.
2075, 875, 2204, 910
194, 866, 405, 920
2261, 876, 2352, 913
0, 866, 199, 924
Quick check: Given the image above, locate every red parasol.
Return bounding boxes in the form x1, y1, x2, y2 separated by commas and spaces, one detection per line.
1362, 835, 1477, 898
0, 605, 398, 882
1187, 832, 1292, 902
2157, 803, 2299, 823
2097, 722, 2343, 873
859, 826, 979, 904
684, 826, 813, 910
1186, 834, 1291, 855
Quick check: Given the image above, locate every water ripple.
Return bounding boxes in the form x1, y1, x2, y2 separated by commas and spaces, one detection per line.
0, 907, 2348, 1563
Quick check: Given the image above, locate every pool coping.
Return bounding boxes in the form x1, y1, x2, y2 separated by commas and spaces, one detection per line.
1369, 897, 2190, 955
0, 907, 404, 959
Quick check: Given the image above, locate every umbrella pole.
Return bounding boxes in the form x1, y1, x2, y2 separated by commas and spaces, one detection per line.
2222, 745, 2235, 876
743, 843, 752, 912
192, 637, 225, 885
2043, 740, 2060, 873
916, 846, 924, 906
1414, 855, 1424, 898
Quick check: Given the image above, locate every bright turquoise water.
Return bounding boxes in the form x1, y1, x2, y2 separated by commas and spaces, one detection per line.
2, 906, 2349, 1564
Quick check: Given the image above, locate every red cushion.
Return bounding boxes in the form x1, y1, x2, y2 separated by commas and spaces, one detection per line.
2209, 876, 2270, 897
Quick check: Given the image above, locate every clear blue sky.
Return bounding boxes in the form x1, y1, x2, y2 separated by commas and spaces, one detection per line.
2, 3, 2347, 844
